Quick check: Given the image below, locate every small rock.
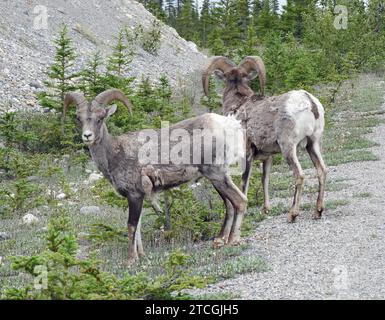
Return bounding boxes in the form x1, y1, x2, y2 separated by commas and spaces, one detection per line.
86, 172, 103, 185
56, 193, 67, 200
22, 213, 39, 225
27, 175, 40, 183
78, 232, 90, 238
25, 99, 36, 106
80, 206, 101, 215
0, 232, 11, 240
29, 81, 42, 89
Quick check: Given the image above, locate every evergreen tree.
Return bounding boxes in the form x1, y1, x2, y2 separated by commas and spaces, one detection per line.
104, 30, 135, 99
271, 0, 280, 13
177, 0, 199, 42
107, 30, 132, 77
251, 0, 263, 17
165, 0, 177, 26
43, 25, 78, 111
141, 0, 167, 21
368, 0, 385, 33
207, 27, 227, 56
136, 76, 157, 113
281, 0, 317, 38
256, 0, 277, 36
210, 0, 239, 54
235, 0, 251, 41
238, 23, 259, 57
200, 0, 212, 46
79, 51, 105, 98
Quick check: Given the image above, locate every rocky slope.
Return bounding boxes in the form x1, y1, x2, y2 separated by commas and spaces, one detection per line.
0, 0, 207, 112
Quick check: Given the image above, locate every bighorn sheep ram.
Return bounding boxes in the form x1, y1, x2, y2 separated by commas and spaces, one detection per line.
202, 57, 327, 222
63, 89, 247, 261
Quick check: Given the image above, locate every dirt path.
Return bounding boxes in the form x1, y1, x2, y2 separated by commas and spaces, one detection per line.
194, 111, 385, 300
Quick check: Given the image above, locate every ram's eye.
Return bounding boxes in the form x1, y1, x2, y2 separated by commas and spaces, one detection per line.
97, 119, 102, 124
76, 116, 81, 122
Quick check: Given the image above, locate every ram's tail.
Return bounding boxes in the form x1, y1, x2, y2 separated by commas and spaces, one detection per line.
304, 92, 320, 120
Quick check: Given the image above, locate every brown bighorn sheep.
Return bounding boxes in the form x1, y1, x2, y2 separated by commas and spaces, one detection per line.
202, 57, 327, 222
63, 89, 247, 261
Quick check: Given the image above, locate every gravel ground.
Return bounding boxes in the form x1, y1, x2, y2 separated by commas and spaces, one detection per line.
191, 114, 385, 300
0, 0, 206, 112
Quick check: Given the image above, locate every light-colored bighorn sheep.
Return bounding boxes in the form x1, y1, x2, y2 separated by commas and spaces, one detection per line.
63, 89, 247, 261
202, 57, 327, 222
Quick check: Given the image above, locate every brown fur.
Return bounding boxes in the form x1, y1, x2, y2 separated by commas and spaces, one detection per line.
203, 56, 327, 222
63, 91, 248, 262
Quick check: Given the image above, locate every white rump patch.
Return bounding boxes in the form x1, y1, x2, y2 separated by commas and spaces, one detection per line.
208, 113, 246, 167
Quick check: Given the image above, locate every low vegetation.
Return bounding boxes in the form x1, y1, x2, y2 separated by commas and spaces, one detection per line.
2, 7, 385, 298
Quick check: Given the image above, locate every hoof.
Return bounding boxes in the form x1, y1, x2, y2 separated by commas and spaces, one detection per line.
127, 253, 139, 265
213, 237, 226, 249
227, 239, 242, 246
287, 211, 299, 223
125, 259, 138, 267
313, 209, 323, 220
227, 235, 241, 246
262, 205, 272, 214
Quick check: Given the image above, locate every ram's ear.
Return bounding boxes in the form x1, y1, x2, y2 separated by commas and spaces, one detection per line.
214, 70, 226, 81
106, 104, 117, 118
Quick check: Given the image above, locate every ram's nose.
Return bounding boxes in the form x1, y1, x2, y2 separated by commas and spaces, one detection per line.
82, 131, 94, 142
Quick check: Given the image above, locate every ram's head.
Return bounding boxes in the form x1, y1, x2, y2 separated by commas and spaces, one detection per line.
63, 89, 133, 145
202, 56, 266, 98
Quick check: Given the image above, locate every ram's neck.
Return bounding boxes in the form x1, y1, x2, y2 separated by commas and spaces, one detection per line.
222, 88, 246, 115
88, 125, 116, 181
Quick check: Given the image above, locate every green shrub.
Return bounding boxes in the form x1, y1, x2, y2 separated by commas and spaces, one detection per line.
1, 212, 206, 300
153, 184, 223, 242
0, 111, 82, 155
139, 20, 162, 55
0, 178, 45, 216
92, 177, 128, 210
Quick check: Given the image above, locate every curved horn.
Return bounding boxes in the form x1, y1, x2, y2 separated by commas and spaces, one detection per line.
238, 56, 266, 96
63, 92, 87, 122
202, 56, 236, 96
94, 89, 133, 115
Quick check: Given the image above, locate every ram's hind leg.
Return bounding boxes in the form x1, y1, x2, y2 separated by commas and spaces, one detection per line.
127, 194, 144, 262
306, 137, 327, 219
213, 195, 234, 248
240, 153, 253, 195
283, 145, 305, 223
212, 176, 247, 246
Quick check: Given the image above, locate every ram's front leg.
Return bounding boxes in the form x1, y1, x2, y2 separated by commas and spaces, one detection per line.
136, 215, 144, 257
127, 194, 144, 262
262, 156, 273, 213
